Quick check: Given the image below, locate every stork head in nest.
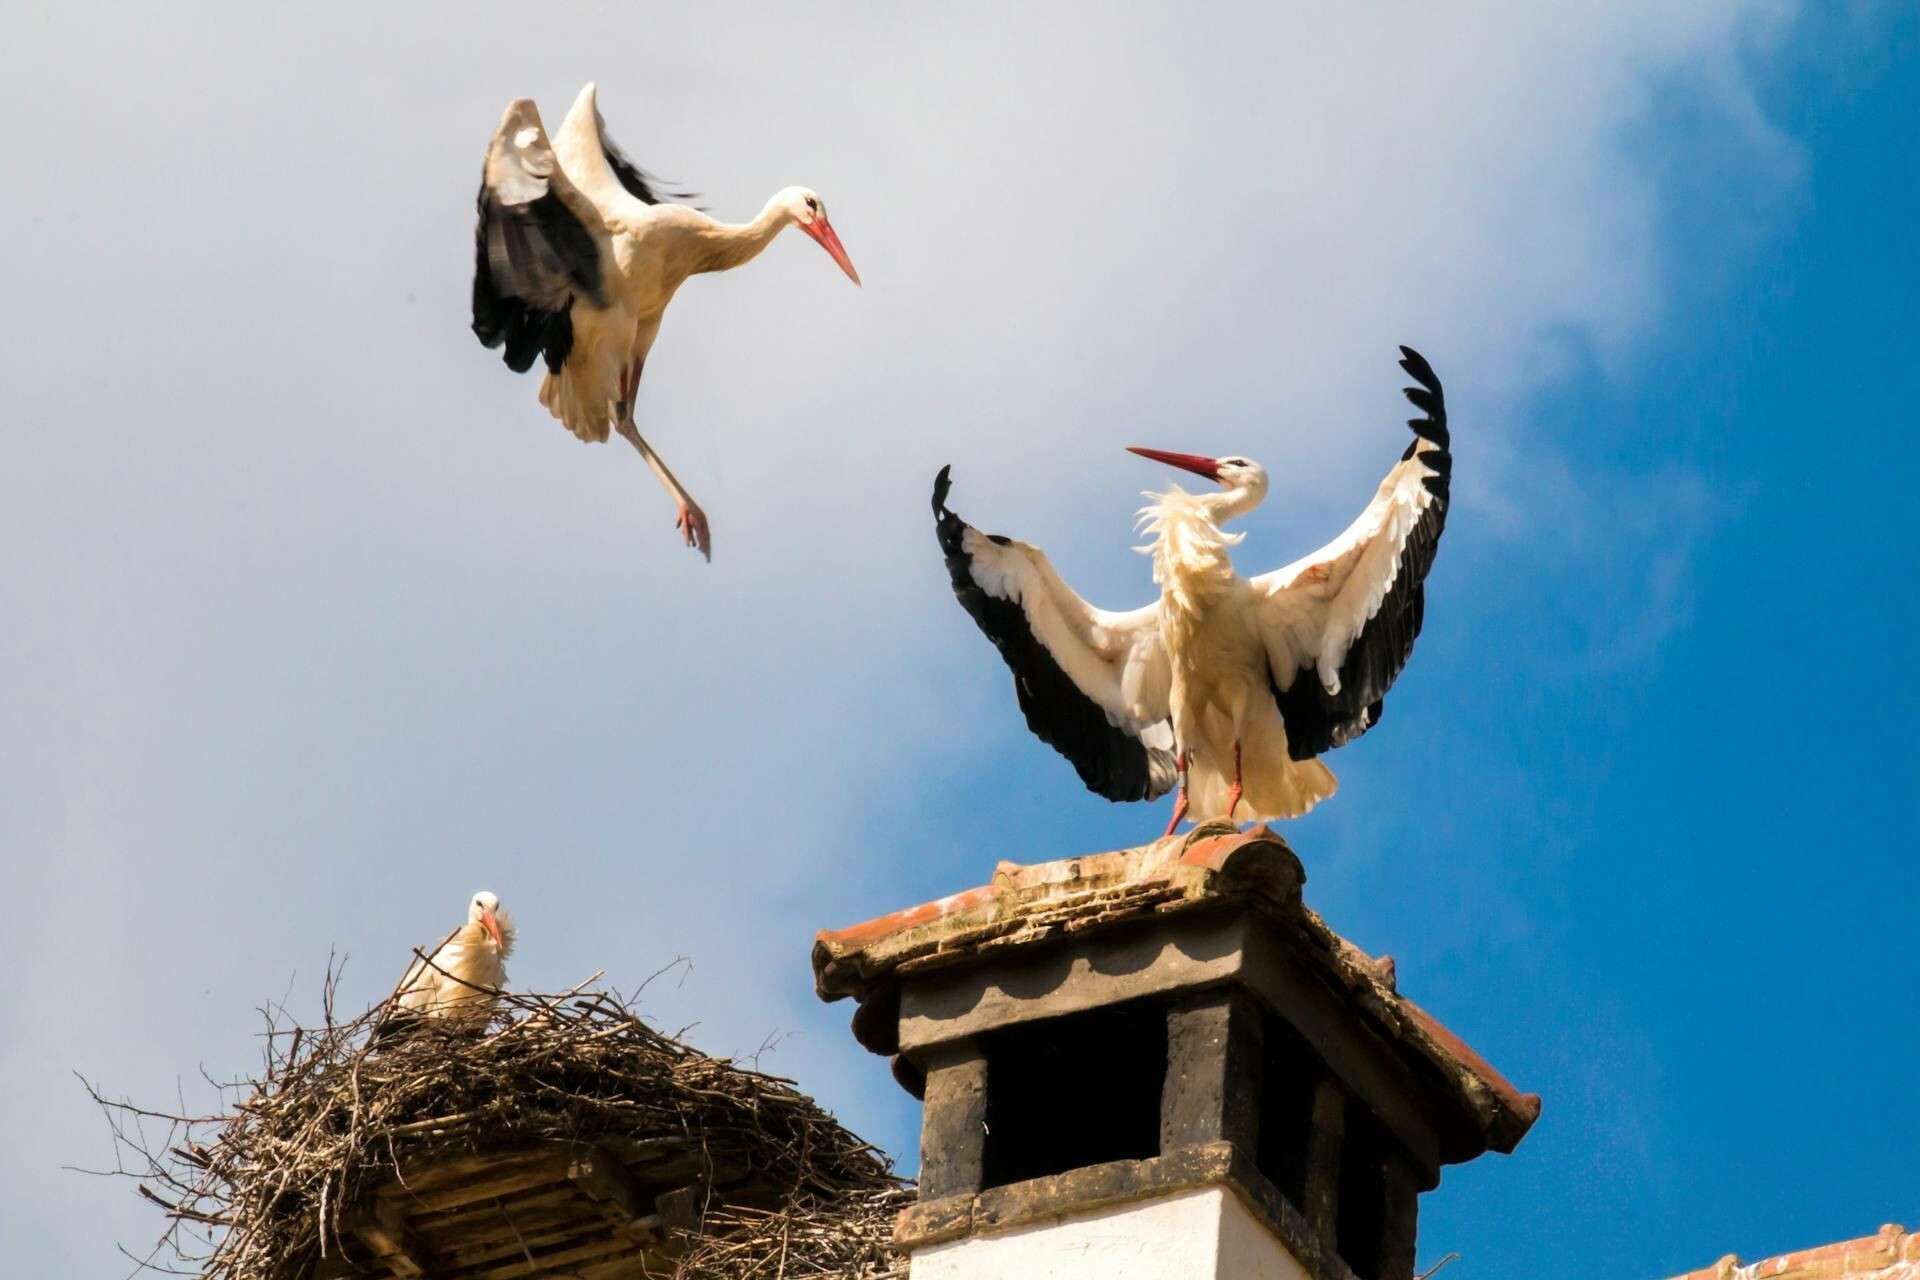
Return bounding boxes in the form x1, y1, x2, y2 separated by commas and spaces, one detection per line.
468, 890, 513, 955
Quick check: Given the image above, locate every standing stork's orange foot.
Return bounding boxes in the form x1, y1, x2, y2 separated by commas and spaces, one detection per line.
1223, 741, 1244, 823
1161, 790, 1190, 838
1162, 749, 1191, 837
674, 499, 712, 561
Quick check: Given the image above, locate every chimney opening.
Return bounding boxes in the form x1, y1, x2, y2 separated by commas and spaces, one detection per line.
1336, 1096, 1392, 1280
979, 997, 1166, 1188
1256, 1010, 1325, 1207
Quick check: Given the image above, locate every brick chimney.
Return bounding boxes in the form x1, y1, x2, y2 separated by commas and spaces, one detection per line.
813, 827, 1540, 1280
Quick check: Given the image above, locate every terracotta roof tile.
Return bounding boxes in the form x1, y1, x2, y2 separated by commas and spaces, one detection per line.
1663, 1224, 1919, 1280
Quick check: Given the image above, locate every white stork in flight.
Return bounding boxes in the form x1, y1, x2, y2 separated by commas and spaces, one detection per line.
392, 890, 515, 1024
933, 348, 1451, 833
472, 83, 861, 560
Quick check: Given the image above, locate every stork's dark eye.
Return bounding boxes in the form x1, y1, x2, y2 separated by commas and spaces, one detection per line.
805, 196, 819, 211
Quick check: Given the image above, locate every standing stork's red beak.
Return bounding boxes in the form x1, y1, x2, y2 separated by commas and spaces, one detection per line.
800, 215, 861, 286
481, 908, 504, 948
1126, 446, 1222, 482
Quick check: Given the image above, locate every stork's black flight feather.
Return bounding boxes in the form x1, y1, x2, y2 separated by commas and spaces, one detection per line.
933, 467, 1176, 803
469, 120, 604, 379
1269, 346, 1451, 759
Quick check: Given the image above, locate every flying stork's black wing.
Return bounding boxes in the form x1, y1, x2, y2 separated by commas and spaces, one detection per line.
551, 83, 702, 211
471, 100, 605, 376
581, 89, 702, 209
933, 467, 1177, 803
600, 135, 701, 209
1252, 347, 1452, 759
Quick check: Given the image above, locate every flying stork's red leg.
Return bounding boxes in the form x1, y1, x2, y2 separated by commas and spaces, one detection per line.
613, 362, 712, 561
1224, 741, 1244, 823
1162, 751, 1190, 838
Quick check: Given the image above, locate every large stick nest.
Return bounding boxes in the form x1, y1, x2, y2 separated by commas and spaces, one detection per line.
86, 962, 909, 1279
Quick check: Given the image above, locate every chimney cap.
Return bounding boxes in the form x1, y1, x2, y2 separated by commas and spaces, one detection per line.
813, 824, 1541, 1160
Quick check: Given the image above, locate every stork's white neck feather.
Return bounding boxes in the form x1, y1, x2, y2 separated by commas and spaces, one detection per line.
1137, 486, 1247, 616
689, 197, 794, 274
485, 909, 517, 961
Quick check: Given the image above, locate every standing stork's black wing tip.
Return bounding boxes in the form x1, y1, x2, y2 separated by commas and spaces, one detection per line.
1396, 346, 1449, 450
1398, 345, 1436, 383
1275, 350, 1455, 761
932, 466, 968, 556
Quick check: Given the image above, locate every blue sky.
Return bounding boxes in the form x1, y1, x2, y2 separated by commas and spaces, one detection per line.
1, 4, 1915, 1278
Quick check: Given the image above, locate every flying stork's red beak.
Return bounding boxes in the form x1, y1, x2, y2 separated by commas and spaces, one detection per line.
481, 908, 504, 948
1126, 446, 1222, 482
800, 214, 862, 287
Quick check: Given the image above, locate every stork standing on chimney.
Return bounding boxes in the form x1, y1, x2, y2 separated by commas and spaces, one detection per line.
472, 83, 862, 560
933, 348, 1451, 833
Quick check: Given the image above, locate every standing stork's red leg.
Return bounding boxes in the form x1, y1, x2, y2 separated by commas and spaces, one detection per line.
612, 361, 711, 561
1224, 741, 1244, 823
1162, 751, 1190, 838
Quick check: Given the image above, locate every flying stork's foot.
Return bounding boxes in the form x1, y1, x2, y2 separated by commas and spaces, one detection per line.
674, 498, 712, 561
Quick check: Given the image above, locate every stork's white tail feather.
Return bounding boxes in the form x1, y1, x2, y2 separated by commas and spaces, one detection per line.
1185, 703, 1338, 822
536, 310, 629, 444
539, 365, 614, 443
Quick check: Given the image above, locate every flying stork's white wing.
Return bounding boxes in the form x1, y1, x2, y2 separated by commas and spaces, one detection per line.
1251, 347, 1452, 760
934, 468, 1178, 802
471, 99, 608, 376
551, 82, 700, 217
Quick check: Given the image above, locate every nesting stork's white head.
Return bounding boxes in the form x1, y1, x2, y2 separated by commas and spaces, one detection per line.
774, 186, 861, 286
467, 890, 512, 953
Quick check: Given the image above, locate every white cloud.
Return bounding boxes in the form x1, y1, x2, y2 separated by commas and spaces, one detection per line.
0, 1, 1810, 1268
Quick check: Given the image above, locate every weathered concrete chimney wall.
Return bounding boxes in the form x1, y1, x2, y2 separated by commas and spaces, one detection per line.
910, 1186, 1309, 1280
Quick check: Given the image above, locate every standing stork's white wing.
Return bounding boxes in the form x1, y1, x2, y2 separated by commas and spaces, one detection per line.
1252, 347, 1452, 759
934, 468, 1178, 802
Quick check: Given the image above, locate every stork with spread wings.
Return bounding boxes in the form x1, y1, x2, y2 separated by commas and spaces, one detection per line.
934, 348, 1451, 833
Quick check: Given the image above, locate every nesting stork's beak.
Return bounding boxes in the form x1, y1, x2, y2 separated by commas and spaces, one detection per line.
481, 908, 504, 948
1126, 446, 1222, 482
800, 214, 861, 286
